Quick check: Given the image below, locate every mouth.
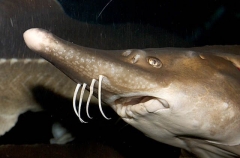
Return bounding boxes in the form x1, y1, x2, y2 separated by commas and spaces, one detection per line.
71, 74, 170, 123
113, 96, 170, 119
71, 79, 145, 122
115, 96, 156, 106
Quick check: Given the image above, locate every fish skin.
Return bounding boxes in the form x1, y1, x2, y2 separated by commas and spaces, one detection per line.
23, 28, 240, 157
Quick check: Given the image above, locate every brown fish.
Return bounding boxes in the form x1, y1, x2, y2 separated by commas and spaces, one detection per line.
24, 28, 240, 157
0, 0, 187, 136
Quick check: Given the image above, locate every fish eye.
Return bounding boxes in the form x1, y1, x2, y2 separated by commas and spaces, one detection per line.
147, 57, 162, 68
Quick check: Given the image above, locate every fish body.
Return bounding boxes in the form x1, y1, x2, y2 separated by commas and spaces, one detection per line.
24, 28, 240, 157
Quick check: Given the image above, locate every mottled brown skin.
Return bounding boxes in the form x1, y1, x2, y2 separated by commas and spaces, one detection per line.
24, 28, 240, 158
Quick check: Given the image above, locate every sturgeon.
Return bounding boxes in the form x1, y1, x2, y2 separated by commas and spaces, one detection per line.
23, 28, 240, 158
0, 0, 188, 137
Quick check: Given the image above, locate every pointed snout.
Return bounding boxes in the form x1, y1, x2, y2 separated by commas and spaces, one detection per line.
24, 28, 106, 85
23, 28, 159, 94
24, 28, 49, 52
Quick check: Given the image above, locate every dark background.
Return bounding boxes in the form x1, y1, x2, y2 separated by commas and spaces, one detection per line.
58, 0, 240, 46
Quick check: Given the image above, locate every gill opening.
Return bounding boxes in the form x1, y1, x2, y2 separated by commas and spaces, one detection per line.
72, 75, 111, 123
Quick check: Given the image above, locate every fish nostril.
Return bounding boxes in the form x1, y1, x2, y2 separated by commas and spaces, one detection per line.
122, 49, 148, 64
131, 54, 140, 64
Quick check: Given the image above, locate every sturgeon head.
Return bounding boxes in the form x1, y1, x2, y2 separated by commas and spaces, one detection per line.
24, 28, 240, 157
